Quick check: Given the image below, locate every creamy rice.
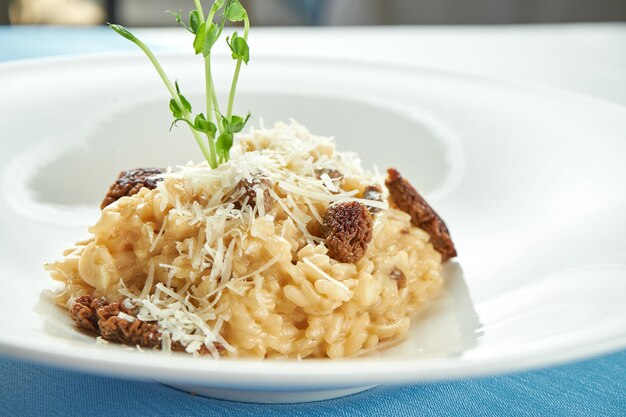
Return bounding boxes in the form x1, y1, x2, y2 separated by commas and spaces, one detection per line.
46, 121, 443, 358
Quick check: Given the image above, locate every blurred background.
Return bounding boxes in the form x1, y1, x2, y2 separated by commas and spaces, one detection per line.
1, 0, 625, 26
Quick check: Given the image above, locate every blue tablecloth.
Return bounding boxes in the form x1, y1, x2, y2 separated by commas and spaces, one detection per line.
1, 27, 625, 417
1, 351, 625, 417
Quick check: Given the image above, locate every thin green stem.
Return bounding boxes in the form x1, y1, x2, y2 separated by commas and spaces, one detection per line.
189, 123, 215, 167
191, 0, 222, 167
211, 88, 221, 125
131, 36, 214, 166
226, 15, 249, 120
226, 62, 242, 120
133, 39, 178, 104
194, 0, 205, 20
111, 0, 249, 169
204, 56, 219, 167
203, 4, 224, 146
201, 1, 226, 134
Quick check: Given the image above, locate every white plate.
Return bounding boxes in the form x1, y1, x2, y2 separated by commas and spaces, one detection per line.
1, 53, 626, 403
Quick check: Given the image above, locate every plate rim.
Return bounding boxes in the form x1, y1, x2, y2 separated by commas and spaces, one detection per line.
1, 52, 626, 387
1, 50, 625, 114
2, 330, 625, 387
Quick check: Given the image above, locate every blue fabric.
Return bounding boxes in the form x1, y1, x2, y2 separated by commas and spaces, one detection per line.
1, 351, 625, 417
0, 26, 133, 62
1, 27, 625, 416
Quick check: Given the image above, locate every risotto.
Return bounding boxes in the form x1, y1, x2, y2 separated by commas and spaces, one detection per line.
46, 121, 456, 359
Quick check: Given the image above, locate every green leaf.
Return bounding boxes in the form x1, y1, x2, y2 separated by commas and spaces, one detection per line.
207, 122, 217, 138
225, 0, 247, 22
230, 113, 251, 133
194, 113, 208, 131
108, 23, 135, 41
194, 114, 217, 137
189, 10, 202, 34
226, 33, 250, 64
169, 86, 192, 118
193, 22, 207, 54
203, 23, 221, 57
216, 133, 233, 159
170, 99, 183, 118
180, 94, 192, 113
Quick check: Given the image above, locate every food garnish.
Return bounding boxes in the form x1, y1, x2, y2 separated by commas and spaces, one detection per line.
109, 0, 251, 168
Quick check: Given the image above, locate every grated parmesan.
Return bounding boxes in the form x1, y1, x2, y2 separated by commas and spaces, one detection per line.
302, 257, 351, 295
96, 121, 385, 355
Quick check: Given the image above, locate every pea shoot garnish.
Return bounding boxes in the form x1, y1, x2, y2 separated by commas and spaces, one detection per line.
108, 0, 251, 169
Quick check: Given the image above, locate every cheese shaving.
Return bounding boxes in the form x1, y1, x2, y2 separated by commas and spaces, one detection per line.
139, 262, 155, 300
117, 312, 136, 322
302, 257, 351, 295
150, 217, 168, 253
54, 121, 402, 357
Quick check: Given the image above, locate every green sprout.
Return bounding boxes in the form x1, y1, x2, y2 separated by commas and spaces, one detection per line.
108, 0, 251, 168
